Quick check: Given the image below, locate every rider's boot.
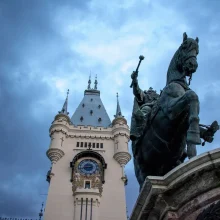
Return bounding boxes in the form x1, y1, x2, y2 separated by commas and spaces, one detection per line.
187, 117, 201, 145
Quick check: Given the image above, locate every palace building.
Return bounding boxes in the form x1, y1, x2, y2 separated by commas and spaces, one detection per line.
44, 77, 131, 220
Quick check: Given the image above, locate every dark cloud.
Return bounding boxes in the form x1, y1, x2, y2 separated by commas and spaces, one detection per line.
1, 0, 220, 218
0, 75, 51, 216
0, 0, 91, 217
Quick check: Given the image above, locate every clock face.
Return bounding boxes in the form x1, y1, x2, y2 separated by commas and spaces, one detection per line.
78, 159, 99, 175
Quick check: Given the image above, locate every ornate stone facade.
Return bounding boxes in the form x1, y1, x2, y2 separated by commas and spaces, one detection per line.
130, 148, 220, 220
44, 88, 131, 220
72, 159, 103, 196
46, 148, 64, 164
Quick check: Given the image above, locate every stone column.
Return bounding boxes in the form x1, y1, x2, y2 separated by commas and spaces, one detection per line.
73, 190, 101, 220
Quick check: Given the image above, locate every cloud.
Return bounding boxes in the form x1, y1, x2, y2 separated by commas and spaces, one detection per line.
1, 0, 220, 218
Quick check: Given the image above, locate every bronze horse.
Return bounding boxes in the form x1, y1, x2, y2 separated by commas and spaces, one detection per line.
132, 33, 219, 189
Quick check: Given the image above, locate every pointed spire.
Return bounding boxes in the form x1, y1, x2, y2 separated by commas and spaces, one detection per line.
94, 75, 98, 90
87, 73, 91, 90
59, 89, 69, 115
114, 92, 123, 118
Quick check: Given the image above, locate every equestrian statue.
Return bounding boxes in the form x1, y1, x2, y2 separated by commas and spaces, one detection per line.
130, 33, 219, 190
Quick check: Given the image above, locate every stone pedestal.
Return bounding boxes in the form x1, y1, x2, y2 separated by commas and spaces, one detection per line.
130, 148, 220, 220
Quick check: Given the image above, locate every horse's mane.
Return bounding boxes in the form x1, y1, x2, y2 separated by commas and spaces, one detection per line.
166, 45, 187, 86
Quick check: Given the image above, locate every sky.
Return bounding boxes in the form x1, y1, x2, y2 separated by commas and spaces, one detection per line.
0, 0, 220, 218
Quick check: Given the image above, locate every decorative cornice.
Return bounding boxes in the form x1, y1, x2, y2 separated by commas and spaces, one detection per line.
50, 127, 129, 140
50, 128, 68, 137
113, 152, 131, 166
114, 132, 130, 139
50, 125, 69, 135
73, 190, 102, 197
73, 149, 105, 153
67, 134, 114, 140
68, 132, 129, 140
112, 126, 129, 133
46, 148, 65, 164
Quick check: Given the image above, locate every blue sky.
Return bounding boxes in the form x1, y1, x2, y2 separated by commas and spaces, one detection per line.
0, 0, 220, 218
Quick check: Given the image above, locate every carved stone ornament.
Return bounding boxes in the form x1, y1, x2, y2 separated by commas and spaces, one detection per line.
72, 160, 103, 196
113, 152, 131, 166
130, 148, 220, 220
46, 148, 65, 164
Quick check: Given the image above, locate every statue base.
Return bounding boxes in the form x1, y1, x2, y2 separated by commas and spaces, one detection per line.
130, 148, 220, 220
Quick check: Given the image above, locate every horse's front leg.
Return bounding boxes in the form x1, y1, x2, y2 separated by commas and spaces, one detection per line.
164, 83, 201, 145
185, 90, 201, 144
187, 142, 197, 159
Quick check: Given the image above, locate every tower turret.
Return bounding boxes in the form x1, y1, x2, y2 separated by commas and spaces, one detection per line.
46, 90, 70, 165
55, 89, 70, 122
112, 93, 131, 185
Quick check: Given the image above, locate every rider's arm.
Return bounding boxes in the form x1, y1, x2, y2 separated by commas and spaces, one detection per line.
132, 72, 144, 103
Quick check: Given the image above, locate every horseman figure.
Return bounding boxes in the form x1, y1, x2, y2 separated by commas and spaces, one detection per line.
130, 81, 160, 141
130, 33, 219, 190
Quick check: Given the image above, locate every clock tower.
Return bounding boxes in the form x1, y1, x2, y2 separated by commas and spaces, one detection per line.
44, 77, 131, 220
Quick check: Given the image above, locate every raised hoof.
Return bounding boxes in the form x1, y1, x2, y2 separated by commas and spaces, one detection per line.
187, 131, 201, 145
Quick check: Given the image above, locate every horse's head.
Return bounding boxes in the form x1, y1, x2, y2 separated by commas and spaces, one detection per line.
167, 33, 199, 85
178, 32, 199, 77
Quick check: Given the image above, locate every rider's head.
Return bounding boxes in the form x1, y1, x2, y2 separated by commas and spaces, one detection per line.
144, 87, 159, 102
144, 87, 155, 94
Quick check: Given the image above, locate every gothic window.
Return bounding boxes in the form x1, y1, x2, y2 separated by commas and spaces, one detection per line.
98, 105, 101, 108
90, 110, 93, 115
98, 117, 102, 122
91, 98, 93, 101
80, 116, 83, 122
88, 143, 91, 149
76, 142, 104, 149
82, 103, 85, 107
85, 181, 91, 189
